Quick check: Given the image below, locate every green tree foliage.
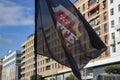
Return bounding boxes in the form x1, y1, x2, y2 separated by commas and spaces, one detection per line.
66, 74, 77, 80
104, 65, 120, 74
30, 74, 44, 80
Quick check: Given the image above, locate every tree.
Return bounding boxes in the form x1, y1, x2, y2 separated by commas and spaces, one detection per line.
66, 74, 77, 80
30, 74, 44, 80
112, 65, 120, 74
104, 65, 120, 74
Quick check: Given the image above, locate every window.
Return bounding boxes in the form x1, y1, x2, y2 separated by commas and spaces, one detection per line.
43, 60, 44, 64
110, 8, 114, 15
83, 14, 85, 17
111, 32, 115, 39
111, 20, 114, 28
43, 67, 44, 72
95, 27, 100, 35
88, 0, 98, 7
17, 54, 21, 57
83, 4, 85, 11
103, 12, 107, 20
104, 23, 107, 32
46, 58, 50, 63
118, 4, 120, 12
103, 0, 106, 9
104, 35, 108, 43
17, 60, 21, 63
52, 64, 54, 69
89, 17, 100, 26
119, 17, 120, 23
110, 0, 113, 4
105, 49, 109, 55
112, 45, 116, 53
78, 7, 80, 10
118, 29, 120, 37
46, 65, 51, 70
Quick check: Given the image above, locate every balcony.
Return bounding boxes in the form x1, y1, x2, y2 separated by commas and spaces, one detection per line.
115, 24, 120, 31
88, 0, 99, 7
108, 39, 115, 46
116, 37, 120, 44
89, 17, 100, 27
88, 4, 100, 18
102, 0, 107, 9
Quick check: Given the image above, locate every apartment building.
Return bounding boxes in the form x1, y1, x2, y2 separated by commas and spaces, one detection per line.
108, 0, 120, 57
0, 59, 2, 80
74, 0, 120, 79
106, 0, 120, 71
74, 0, 109, 59
2, 51, 22, 80
74, 0, 110, 79
20, 34, 71, 80
20, 34, 35, 80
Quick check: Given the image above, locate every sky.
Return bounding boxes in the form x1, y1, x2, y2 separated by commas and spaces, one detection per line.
0, 0, 75, 58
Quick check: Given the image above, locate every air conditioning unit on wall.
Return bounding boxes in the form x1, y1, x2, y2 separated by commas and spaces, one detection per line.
95, 20, 99, 25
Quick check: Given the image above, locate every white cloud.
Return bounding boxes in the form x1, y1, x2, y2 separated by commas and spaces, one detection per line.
0, 35, 12, 45
0, 0, 34, 27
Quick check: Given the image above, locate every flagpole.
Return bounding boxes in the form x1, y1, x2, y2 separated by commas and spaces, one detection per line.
34, 51, 38, 80
34, 0, 38, 80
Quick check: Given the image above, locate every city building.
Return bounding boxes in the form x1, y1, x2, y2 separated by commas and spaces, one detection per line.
108, 0, 120, 57
74, 0, 109, 58
20, 34, 72, 80
0, 59, 2, 80
20, 34, 35, 80
74, 0, 120, 79
74, 0, 110, 79
2, 51, 22, 80
89, 0, 120, 76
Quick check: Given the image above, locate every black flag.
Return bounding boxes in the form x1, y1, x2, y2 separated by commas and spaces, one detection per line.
35, 0, 107, 79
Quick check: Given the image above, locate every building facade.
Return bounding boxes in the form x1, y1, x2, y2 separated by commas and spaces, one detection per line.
74, 0, 109, 59
0, 59, 2, 80
74, 0, 120, 79
74, 0, 110, 79
2, 51, 22, 80
20, 34, 71, 80
21, 34, 35, 80
108, 0, 120, 57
